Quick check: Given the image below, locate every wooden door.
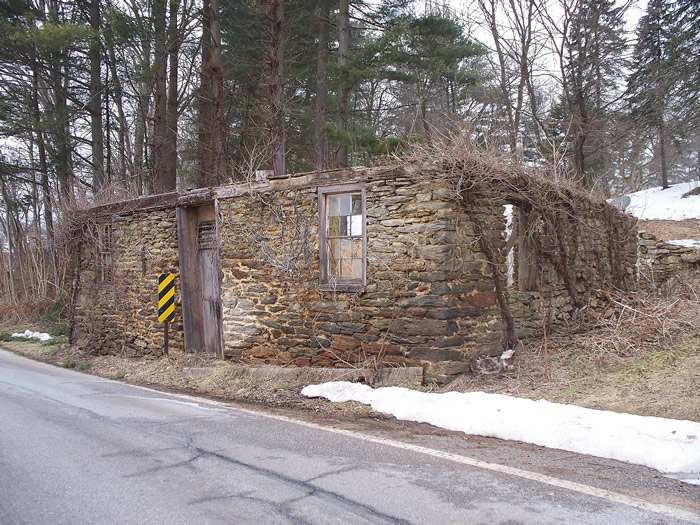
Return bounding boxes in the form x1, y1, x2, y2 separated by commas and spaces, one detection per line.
177, 203, 223, 357
197, 218, 223, 355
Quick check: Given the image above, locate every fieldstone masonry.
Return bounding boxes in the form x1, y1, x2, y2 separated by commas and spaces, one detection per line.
71, 165, 640, 383
509, 201, 638, 339
637, 232, 700, 287
73, 202, 185, 356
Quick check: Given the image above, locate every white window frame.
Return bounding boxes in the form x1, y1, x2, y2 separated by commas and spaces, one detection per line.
318, 184, 366, 292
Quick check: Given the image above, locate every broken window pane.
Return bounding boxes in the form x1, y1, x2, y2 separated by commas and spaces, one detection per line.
350, 215, 362, 236
328, 216, 339, 236
352, 194, 362, 215
339, 215, 350, 236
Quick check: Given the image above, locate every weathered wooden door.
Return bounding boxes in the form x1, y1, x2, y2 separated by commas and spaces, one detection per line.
176, 203, 223, 357
197, 218, 222, 354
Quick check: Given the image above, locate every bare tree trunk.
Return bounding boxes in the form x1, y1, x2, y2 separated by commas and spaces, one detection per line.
335, 0, 349, 168
269, 0, 285, 176
105, 31, 129, 183
152, 0, 168, 193
313, 0, 330, 171
659, 118, 668, 189
32, 63, 56, 297
88, 0, 105, 192
198, 0, 213, 187
209, 0, 227, 184
165, 0, 180, 188
0, 178, 16, 302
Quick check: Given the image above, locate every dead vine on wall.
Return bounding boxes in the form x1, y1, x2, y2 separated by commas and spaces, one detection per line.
409, 134, 637, 344
220, 192, 315, 280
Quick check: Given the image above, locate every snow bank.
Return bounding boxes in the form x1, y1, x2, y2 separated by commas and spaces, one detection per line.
625, 181, 700, 221
668, 239, 700, 249
302, 382, 700, 476
11, 329, 53, 342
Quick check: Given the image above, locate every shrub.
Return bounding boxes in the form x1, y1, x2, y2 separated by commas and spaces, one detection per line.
41, 296, 69, 336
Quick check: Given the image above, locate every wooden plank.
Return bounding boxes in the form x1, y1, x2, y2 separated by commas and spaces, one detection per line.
176, 206, 203, 351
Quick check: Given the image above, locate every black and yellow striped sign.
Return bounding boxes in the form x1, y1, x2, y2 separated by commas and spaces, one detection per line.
158, 273, 175, 323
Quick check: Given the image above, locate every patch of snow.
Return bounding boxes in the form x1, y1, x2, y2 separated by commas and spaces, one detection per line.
11, 329, 53, 342
667, 239, 700, 249
624, 180, 700, 221
301, 382, 700, 477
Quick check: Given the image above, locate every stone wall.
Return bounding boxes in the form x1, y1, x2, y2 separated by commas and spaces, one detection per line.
70, 167, 641, 383
509, 201, 638, 338
637, 232, 700, 287
217, 176, 506, 384
72, 206, 184, 356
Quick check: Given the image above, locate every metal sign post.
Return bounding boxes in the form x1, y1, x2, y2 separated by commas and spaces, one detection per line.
158, 273, 175, 355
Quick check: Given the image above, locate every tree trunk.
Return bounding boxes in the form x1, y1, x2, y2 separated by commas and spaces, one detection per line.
152, 0, 168, 193
32, 63, 56, 297
198, 0, 213, 187
165, 0, 180, 189
313, 0, 330, 171
0, 178, 16, 302
89, 0, 105, 192
269, 0, 286, 176
335, 0, 349, 169
209, 0, 227, 184
105, 29, 129, 184
659, 118, 669, 189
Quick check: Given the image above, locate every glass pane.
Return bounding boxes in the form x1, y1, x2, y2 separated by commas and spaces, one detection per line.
353, 239, 362, 258
330, 258, 341, 277
341, 239, 352, 258
351, 259, 362, 279
328, 239, 340, 276
328, 238, 340, 258
352, 193, 362, 215
327, 195, 340, 216
350, 215, 362, 236
339, 215, 349, 236
339, 194, 352, 215
341, 259, 352, 277
328, 216, 339, 236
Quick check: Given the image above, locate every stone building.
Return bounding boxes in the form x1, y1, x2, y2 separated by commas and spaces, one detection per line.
70, 162, 638, 383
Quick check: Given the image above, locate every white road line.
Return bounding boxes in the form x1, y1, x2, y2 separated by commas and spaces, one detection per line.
133, 384, 700, 524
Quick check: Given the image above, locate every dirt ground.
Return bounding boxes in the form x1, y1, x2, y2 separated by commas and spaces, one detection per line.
637, 218, 700, 241
3, 287, 699, 423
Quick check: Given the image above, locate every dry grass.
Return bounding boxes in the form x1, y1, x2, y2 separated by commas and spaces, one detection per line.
444, 290, 700, 421
637, 218, 700, 242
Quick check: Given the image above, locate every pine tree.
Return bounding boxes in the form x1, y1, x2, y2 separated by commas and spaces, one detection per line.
561, 0, 628, 189
626, 0, 674, 189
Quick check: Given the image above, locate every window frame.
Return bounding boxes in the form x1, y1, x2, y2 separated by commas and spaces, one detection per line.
318, 184, 366, 292
96, 223, 113, 284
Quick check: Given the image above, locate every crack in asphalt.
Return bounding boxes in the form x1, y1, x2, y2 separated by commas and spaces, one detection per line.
193, 447, 412, 524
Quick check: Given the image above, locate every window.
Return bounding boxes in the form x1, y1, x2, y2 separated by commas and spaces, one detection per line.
97, 223, 113, 283
319, 184, 366, 291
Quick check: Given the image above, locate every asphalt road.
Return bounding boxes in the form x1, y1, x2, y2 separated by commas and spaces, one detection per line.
1, 349, 698, 525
